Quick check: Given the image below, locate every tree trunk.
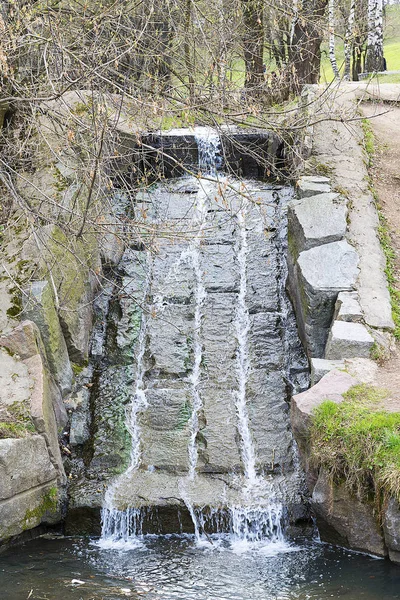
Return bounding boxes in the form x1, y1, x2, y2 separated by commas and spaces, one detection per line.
241, 0, 265, 90
328, 0, 340, 79
343, 0, 355, 80
365, 0, 385, 72
184, 0, 196, 101
290, 0, 329, 90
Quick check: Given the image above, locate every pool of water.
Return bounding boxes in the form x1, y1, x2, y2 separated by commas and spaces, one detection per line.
1, 535, 400, 600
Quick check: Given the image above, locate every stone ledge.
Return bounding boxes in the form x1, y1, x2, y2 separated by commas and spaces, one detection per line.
325, 321, 374, 360
288, 192, 347, 259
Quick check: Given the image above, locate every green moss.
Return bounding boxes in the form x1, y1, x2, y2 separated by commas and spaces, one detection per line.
21, 487, 58, 530
176, 400, 192, 430
310, 384, 400, 504
314, 162, 334, 177
0, 421, 34, 439
71, 362, 84, 376
53, 166, 69, 192
6, 286, 23, 318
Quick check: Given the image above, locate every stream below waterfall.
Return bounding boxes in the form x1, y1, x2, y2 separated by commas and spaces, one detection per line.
1, 534, 400, 600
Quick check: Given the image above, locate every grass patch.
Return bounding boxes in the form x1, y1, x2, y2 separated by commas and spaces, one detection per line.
310, 384, 400, 503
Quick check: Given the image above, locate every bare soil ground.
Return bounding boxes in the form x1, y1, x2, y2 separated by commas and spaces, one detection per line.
361, 101, 400, 408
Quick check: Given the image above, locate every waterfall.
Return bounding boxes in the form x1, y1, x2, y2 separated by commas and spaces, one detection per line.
234, 199, 258, 485
194, 127, 221, 176
187, 192, 207, 479
95, 129, 307, 554
99, 253, 152, 547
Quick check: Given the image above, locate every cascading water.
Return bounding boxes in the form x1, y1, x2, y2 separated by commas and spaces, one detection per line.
96, 127, 308, 553
186, 195, 207, 479
99, 254, 152, 547
234, 199, 258, 486
194, 127, 222, 177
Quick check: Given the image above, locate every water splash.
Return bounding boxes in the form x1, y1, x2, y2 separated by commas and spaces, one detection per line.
229, 504, 287, 554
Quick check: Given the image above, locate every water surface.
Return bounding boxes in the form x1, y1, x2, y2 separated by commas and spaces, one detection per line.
1, 535, 400, 600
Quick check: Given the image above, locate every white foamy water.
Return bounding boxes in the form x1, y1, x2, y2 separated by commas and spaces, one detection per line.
187, 189, 208, 479
234, 199, 258, 485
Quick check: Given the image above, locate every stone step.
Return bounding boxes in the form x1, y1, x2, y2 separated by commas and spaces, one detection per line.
334, 291, 363, 323
310, 358, 345, 385
325, 320, 374, 360
288, 192, 347, 258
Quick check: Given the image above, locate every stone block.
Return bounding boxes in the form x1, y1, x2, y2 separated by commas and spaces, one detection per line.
310, 357, 345, 385
312, 469, 387, 557
0, 347, 32, 406
297, 179, 331, 198
334, 291, 363, 323
0, 436, 57, 501
383, 498, 400, 563
325, 321, 374, 360
0, 481, 60, 542
22, 224, 95, 364
291, 369, 357, 440
288, 192, 347, 258
23, 281, 73, 396
26, 354, 67, 483
69, 390, 90, 447
0, 320, 44, 360
300, 176, 330, 184
293, 240, 359, 357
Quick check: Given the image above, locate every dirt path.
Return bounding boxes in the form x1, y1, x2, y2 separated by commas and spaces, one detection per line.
361, 101, 400, 407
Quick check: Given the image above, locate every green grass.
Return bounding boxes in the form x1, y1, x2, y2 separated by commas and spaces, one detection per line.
310, 384, 400, 503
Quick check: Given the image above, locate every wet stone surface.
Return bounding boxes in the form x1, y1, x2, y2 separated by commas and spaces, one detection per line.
67, 176, 310, 530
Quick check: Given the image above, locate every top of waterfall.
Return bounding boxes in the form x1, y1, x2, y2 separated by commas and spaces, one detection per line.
158, 126, 220, 138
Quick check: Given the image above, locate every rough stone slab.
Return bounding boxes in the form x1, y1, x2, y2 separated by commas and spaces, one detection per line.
0, 480, 60, 542
291, 369, 357, 439
147, 304, 192, 375
325, 321, 374, 360
293, 240, 359, 357
0, 436, 57, 501
99, 218, 124, 266
0, 348, 32, 406
69, 388, 91, 447
288, 192, 347, 257
312, 469, 387, 557
23, 281, 73, 396
297, 240, 359, 290
22, 224, 96, 364
297, 180, 331, 198
348, 191, 394, 330
334, 291, 363, 323
383, 498, 400, 563
0, 320, 44, 360
299, 176, 330, 184
25, 354, 67, 483
310, 358, 345, 385
202, 244, 238, 292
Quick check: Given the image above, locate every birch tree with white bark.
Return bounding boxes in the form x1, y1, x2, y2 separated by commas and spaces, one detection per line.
343, 0, 356, 79
328, 0, 340, 78
365, 0, 385, 72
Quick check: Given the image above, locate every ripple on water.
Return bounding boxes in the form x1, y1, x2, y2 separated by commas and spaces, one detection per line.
1, 535, 398, 600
